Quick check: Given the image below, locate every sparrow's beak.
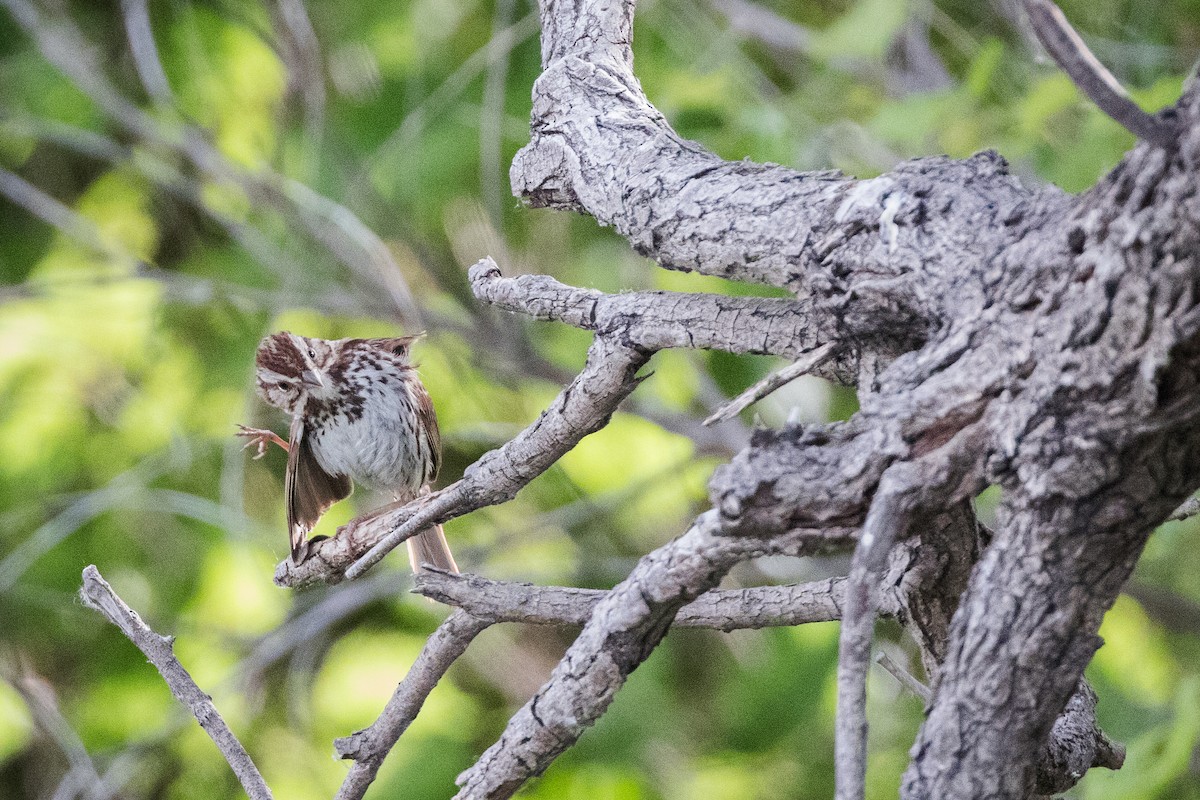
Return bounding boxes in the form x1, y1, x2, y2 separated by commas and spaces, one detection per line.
301, 369, 324, 389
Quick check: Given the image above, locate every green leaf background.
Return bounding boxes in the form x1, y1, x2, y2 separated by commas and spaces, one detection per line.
1, 0, 1198, 797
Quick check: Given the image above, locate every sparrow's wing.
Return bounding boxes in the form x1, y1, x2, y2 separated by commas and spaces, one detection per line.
413, 384, 441, 483
285, 415, 352, 563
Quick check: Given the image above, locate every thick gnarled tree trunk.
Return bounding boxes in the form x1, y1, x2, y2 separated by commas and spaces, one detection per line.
485, 1, 1200, 798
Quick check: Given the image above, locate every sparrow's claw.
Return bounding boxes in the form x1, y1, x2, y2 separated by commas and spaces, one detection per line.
235, 424, 288, 458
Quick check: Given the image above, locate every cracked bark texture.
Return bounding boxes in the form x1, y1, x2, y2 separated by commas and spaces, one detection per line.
470, 0, 1200, 798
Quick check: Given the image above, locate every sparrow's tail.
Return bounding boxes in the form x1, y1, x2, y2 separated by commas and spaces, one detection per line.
406, 523, 459, 574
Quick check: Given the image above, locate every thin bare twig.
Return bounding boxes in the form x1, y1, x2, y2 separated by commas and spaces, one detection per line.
1168, 495, 1200, 521
0, 167, 123, 258
704, 342, 837, 426
78, 566, 273, 800
238, 573, 398, 684
874, 651, 932, 702
835, 475, 912, 800
4, 664, 110, 800
416, 569, 860, 630
709, 0, 813, 54
359, 12, 539, 189
275, 0, 327, 169
335, 609, 490, 800
480, 0, 517, 222
1023, 0, 1177, 147
120, 0, 173, 105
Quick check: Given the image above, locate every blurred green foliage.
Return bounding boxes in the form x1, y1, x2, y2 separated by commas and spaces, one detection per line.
0, 0, 1198, 798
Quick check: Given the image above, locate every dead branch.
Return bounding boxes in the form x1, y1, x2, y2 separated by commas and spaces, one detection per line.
703, 342, 838, 425
415, 569, 861, 630
78, 566, 273, 800
835, 476, 914, 800
874, 652, 931, 703
469, 259, 849, 379
335, 610, 490, 800
3, 663, 110, 800
1023, 0, 1178, 147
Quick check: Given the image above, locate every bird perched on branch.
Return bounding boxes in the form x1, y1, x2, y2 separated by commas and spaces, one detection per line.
238, 331, 457, 572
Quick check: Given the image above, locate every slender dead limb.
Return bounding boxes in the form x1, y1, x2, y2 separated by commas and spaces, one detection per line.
1023, 0, 1178, 147
1168, 495, 1200, 521
335, 610, 490, 800
874, 651, 931, 703
469, 258, 848, 378
704, 342, 838, 426
834, 475, 913, 800
78, 566, 273, 800
119, 0, 173, 105
416, 569, 870, 630
4, 664, 108, 798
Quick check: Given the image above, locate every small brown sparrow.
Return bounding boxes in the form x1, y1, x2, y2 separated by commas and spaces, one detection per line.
238, 331, 458, 572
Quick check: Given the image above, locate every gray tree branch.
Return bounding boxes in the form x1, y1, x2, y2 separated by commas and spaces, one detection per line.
78, 566, 273, 800
469, 259, 850, 381
414, 569, 861, 630
1023, 0, 1179, 147
4, 664, 111, 800
335, 609, 490, 800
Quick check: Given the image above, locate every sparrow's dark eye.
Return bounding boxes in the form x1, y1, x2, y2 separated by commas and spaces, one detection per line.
307, 348, 316, 358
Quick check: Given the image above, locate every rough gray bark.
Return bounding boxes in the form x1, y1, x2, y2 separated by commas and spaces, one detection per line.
22, 0, 1187, 795
415, 569, 860, 629
274, 0, 1198, 795
461, 0, 1200, 798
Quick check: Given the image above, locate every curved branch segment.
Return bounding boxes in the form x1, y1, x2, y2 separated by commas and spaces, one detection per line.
336, 610, 490, 800
1024, 0, 1178, 147
80, 567, 273, 800
512, 0, 1064, 354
